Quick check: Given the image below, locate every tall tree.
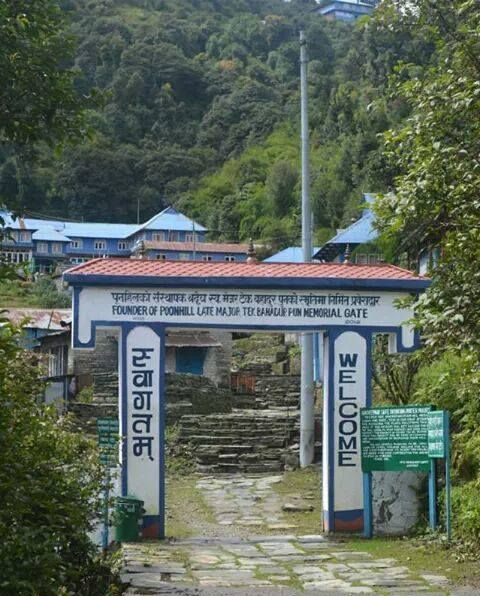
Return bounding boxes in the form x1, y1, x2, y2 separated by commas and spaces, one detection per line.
375, 0, 480, 356
0, 0, 92, 146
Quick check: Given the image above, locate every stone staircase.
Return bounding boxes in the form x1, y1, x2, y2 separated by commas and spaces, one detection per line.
178, 409, 300, 474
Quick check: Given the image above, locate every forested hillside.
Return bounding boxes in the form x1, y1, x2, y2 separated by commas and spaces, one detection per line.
0, 0, 433, 247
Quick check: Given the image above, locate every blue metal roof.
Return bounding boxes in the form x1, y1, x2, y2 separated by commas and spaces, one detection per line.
32, 229, 70, 242
328, 211, 377, 246
313, 195, 379, 261
0, 206, 207, 240
4, 215, 139, 239
131, 206, 206, 236
263, 247, 322, 263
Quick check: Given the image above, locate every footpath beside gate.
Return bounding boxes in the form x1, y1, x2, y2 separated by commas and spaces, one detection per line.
65, 259, 429, 538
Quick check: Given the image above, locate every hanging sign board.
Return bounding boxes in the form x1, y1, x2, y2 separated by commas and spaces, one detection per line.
361, 406, 432, 472
427, 411, 447, 458
97, 417, 119, 467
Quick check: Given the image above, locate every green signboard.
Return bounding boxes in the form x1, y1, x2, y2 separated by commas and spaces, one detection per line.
428, 411, 446, 458
361, 406, 432, 472
97, 417, 119, 467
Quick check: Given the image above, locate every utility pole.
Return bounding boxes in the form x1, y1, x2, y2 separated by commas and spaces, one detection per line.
299, 30, 315, 468
192, 220, 196, 261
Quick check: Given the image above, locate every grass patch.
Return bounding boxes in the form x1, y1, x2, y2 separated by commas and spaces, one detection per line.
344, 536, 480, 587
165, 473, 215, 539
272, 466, 323, 535
0, 279, 39, 307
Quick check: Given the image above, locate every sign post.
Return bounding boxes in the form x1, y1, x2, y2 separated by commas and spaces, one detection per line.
360, 406, 432, 538
97, 417, 119, 550
427, 410, 451, 540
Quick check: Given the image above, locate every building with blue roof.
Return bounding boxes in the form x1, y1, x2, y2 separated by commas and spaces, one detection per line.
264, 193, 381, 265
313, 193, 380, 263
318, 0, 378, 22
263, 246, 322, 264
0, 206, 248, 272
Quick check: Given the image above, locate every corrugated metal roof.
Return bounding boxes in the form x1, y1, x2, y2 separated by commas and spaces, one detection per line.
64, 257, 425, 282
32, 229, 70, 242
131, 206, 207, 236
143, 241, 249, 254
263, 247, 322, 263
3, 308, 71, 330
2, 207, 207, 239
5, 215, 139, 239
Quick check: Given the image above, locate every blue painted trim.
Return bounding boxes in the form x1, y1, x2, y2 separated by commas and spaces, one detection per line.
334, 508, 364, 522
363, 473, 373, 538
325, 330, 336, 532
73, 317, 420, 353
64, 272, 430, 292
120, 326, 129, 497
158, 325, 166, 540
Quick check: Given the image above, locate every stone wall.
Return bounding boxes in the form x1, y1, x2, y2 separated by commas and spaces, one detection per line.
166, 373, 232, 424
203, 330, 232, 387
372, 471, 425, 535
73, 328, 119, 390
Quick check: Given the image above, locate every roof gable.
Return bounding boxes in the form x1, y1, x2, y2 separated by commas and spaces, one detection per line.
263, 247, 322, 263
131, 206, 207, 236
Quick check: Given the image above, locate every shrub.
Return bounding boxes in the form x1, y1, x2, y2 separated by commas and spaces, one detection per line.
0, 322, 116, 595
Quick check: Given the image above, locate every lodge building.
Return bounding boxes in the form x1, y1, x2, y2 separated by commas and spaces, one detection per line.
0, 206, 249, 272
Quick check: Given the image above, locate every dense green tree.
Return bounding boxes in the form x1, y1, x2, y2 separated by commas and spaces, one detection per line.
0, 323, 114, 594
375, 0, 480, 355
0, 0, 93, 146
266, 160, 298, 218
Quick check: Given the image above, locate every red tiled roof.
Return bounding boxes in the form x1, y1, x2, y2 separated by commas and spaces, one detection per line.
64, 258, 426, 282
142, 241, 249, 254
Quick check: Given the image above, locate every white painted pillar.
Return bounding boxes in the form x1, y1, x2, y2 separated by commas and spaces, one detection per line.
120, 325, 165, 539
323, 330, 371, 532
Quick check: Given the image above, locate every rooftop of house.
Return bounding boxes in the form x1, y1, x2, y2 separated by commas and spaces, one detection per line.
3, 308, 71, 330
64, 258, 429, 291
140, 241, 250, 254
131, 207, 206, 236
263, 246, 322, 264
313, 193, 378, 261
0, 206, 206, 241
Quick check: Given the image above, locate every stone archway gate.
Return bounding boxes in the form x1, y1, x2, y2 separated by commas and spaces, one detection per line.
65, 259, 429, 539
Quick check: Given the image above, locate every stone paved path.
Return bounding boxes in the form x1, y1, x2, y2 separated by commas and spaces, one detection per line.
121, 474, 455, 595
196, 475, 300, 533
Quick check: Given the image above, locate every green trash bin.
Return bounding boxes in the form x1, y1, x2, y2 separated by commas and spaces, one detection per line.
114, 496, 144, 542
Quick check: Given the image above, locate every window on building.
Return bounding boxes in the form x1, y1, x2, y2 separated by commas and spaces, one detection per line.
155, 254, 167, 260
118, 241, 128, 250
224, 256, 236, 262
94, 240, 106, 251
179, 253, 190, 260
2, 251, 29, 264
52, 243, 63, 255
19, 231, 30, 242
47, 346, 67, 377
202, 255, 212, 262
169, 231, 179, 242
185, 233, 199, 243
37, 242, 48, 253
152, 232, 166, 242
70, 239, 82, 249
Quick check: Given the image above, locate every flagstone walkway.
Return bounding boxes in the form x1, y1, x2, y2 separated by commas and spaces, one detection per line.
121, 474, 458, 595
